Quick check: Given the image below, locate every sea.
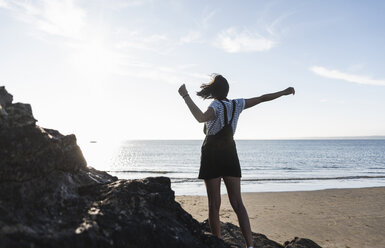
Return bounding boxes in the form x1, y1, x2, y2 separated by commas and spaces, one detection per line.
79, 140, 385, 195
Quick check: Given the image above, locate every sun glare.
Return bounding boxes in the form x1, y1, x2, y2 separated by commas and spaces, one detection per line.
68, 37, 117, 80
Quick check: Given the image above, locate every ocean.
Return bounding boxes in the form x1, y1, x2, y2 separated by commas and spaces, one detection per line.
80, 140, 385, 195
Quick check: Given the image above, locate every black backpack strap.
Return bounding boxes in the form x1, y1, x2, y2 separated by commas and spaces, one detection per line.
230, 100, 236, 125
218, 100, 228, 125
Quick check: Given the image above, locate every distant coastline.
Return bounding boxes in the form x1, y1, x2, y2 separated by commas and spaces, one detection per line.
107, 136, 385, 141
269, 135, 385, 140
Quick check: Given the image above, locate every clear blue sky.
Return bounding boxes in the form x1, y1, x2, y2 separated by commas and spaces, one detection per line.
1, 0, 384, 141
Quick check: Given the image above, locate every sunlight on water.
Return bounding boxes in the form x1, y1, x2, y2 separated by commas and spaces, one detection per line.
78, 139, 122, 171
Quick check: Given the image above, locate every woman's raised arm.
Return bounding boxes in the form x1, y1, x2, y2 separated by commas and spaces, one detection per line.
244, 87, 295, 109
178, 84, 215, 123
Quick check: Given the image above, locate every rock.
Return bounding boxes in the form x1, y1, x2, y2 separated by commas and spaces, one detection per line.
0, 86, 35, 127
0, 176, 229, 248
2, 102, 37, 127
283, 237, 322, 248
201, 220, 283, 248
0, 86, 13, 106
0, 86, 13, 117
201, 221, 323, 248
0, 86, 228, 248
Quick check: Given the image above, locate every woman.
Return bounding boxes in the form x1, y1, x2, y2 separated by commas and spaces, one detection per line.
178, 74, 295, 248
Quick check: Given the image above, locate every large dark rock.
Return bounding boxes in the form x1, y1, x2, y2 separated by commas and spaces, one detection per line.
0, 86, 322, 248
283, 237, 322, 248
0, 86, 228, 248
0, 86, 13, 117
200, 221, 322, 248
0, 86, 13, 107
201, 220, 283, 248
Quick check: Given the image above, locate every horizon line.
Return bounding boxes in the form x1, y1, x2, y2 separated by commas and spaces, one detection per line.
83, 135, 385, 142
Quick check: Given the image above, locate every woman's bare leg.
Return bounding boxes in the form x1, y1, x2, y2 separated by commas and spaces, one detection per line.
223, 176, 253, 247
204, 177, 222, 238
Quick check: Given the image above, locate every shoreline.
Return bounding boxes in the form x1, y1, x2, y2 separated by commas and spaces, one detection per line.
176, 186, 385, 248
169, 179, 385, 196
173, 185, 385, 196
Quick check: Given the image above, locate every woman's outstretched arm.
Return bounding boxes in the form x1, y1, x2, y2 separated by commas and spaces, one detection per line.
178, 84, 215, 123
244, 87, 295, 109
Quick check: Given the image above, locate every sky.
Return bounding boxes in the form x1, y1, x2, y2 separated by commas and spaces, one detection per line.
1, 0, 385, 142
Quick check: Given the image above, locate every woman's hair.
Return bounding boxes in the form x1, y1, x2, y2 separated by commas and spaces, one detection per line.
196, 74, 229, 100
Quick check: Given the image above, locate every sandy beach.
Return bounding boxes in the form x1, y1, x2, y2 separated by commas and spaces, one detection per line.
176, 187, 385, 248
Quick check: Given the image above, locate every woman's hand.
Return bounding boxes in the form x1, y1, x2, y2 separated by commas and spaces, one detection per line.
283, 87, 295, 95
178, 84, 188, 97
178, 83, 214, 122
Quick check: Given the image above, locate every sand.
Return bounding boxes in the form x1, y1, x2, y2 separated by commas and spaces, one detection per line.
176, 187, 385, 248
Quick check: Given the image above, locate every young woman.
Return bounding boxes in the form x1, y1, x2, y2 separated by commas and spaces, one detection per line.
178, 74, 295, 248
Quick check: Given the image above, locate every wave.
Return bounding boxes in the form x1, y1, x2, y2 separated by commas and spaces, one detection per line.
241, 175, 385, 181
107, 170, 178, 174
169, 175, 385, 184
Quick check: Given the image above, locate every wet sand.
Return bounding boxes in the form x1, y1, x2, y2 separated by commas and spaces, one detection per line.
176, 187, 385, 248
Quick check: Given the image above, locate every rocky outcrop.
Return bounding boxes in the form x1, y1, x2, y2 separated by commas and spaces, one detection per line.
201, 221, 283, 248
0, 86, 228, 248
283, 237, 322, 248
0, 86, 322, 248
1, 176, 230, 248
200, 221, 322, 248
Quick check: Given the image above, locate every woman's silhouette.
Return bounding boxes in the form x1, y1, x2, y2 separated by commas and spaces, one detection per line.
178, 74, 295, 248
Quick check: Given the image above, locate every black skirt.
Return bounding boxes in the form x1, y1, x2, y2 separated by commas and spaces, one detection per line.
198, 125, 241, 180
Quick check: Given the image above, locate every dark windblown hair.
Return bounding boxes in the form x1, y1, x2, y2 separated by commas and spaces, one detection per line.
196, 74, 229, 100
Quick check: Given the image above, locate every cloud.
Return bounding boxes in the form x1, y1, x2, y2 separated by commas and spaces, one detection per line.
266, 11, 295, 36
215, 28, 276, 53
36, 0, 86, 38
114, 30, 174, 55
6, 0, 86, 39
113, 60, 207, 85
110, 0, 154, 8
1, 0, 220, 86
200, 7, 217, 28
310, 66, 385, 86
179, 30, 203, 44
0, 0, 9, 8
178, 7, 218, 45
